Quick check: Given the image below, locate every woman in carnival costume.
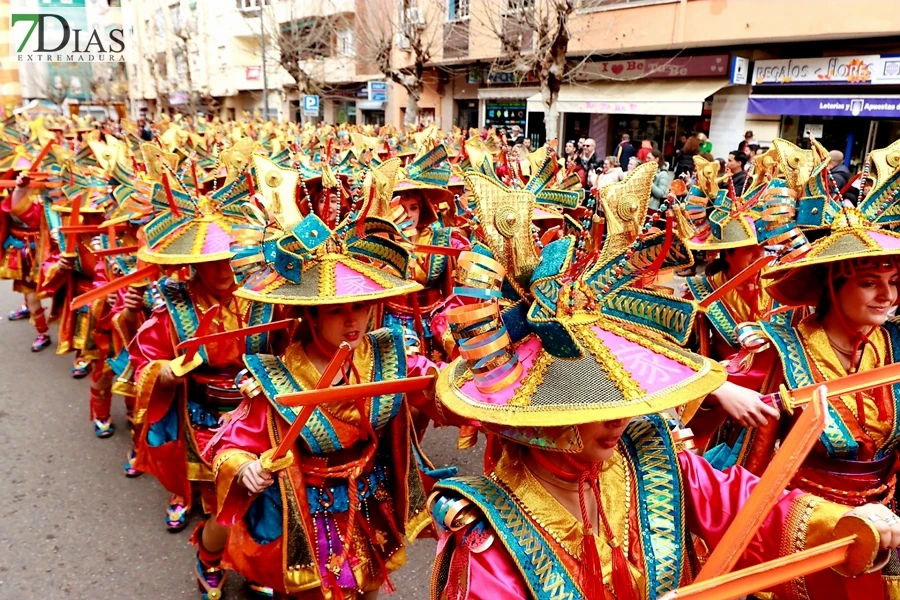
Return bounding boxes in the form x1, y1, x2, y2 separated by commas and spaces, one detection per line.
679, 152, 809, 432
384, 143, 469, 360
38, 168, 116, 380
128, 170, 277, 599
1, 172, 51, 351
428, 163, 900, 600
206, 156, 451, 599
706, 139, 900, 596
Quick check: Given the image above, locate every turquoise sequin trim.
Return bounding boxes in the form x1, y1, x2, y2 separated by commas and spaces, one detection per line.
621, 414, 685, 599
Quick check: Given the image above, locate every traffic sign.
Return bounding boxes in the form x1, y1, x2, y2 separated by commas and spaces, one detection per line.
367, 81, 387, 103
302, 95, 320, 116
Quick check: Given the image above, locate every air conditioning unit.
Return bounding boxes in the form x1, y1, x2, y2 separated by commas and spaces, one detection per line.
397, 33, 411, 50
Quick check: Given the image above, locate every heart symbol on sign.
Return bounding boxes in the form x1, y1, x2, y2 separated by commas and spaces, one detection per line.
611, 64, 624, 75
716, 57, 723, 63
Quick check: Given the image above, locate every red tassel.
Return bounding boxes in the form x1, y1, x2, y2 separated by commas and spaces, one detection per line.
875, 385, 890, 421
609, 542, 638, 600
580, 532, 606, 600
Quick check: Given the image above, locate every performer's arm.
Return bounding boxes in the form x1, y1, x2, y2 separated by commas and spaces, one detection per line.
210, 396, 273, 526
680, 450, 885, 598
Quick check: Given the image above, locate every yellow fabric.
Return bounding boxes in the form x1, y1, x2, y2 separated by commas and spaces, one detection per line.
492, 448, 647, 594
282, 338, 375, 444
797, 317, 893, 452
707, 269, 772, 323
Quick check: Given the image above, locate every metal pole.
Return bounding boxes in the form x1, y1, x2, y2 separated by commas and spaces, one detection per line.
260, 9, 268, 119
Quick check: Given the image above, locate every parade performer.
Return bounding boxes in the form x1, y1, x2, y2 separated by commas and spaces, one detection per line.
428, 163, 900, 600
1, 173, 51, 351
711, 140, 900, 569
39, 177, 114, 378
208, 158, 449, 599
128, 174, 271, 598
385, 144, 468, 360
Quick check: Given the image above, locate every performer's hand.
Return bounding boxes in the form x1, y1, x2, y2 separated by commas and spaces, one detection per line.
122, 286, 144, 314
15, 174, 29, 189
240, 459, 274, 494
158, 363, 184, 388
845, 504, 900, 550
57, 255, 74, 271
709, 380, 779, 428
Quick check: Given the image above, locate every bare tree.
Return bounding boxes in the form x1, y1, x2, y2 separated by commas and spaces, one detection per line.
89, 63, 128, 103
472, 0, 578, 140
243, 1, 351, 105
357, 0, 446, 127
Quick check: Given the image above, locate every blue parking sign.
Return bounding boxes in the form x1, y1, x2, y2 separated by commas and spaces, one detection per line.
303, 95, 320, 116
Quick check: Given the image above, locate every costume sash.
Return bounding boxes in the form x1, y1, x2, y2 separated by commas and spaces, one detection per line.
158, 279, 210, 364
425, 222, 451, 285
158, 279, 274, 363
434, 476, 582, 600
760, 321, 859, 458
621, 414, 686, 599
877, 319, 900, 459
242, 326, 406, 455
686, 275, 741, 346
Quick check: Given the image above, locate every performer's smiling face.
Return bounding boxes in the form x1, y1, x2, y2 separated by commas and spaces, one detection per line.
195, 259, 236, 295
574, 418, 632, 462
399, 195, 421, 229
314, 302, 372, 350
836, 266, 899, 327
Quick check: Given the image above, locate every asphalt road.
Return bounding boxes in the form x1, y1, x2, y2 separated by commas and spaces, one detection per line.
0, 283, 483, 599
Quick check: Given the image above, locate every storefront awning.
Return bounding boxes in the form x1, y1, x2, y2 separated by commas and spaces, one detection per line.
478, 87, 540, 100
525, 79, 730, 115
748, 95, 900, 119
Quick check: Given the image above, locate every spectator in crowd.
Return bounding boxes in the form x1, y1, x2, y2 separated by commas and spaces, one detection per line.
627, 155, 641, 172
564, 140, 577, 160
522, 138, 533, 152
738, 130, 756, 154
674, 135, 701, 179
648, 149, 670, 211
699, 151, 715, 163
721, 150, 748, 194
828, 149, 859, 205
716, 157, 727, 176
615, 133, 636, 167
593, 155, 625, 189
562, 140, 587, 187
509, 125, 525, 146
829, 149, 851, 191
578, 138, 602, 189
637, 139, 655, 163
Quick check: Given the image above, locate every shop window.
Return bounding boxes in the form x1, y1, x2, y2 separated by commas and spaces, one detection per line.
484, 100, 526, 131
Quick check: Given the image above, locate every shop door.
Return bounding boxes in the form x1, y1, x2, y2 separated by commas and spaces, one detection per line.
564, 113, 592, 145
527, 111, 546, 147
456, 100, 479, 130
871, 120, 900, 157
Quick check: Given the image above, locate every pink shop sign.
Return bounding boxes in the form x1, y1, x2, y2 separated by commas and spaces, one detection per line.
573, 55, 730, 82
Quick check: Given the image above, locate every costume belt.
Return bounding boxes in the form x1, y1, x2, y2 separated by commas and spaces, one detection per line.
793, 451, 899, 506
9, 226, 38, 238
385, 288, 443, 315
188, 369, 244, 409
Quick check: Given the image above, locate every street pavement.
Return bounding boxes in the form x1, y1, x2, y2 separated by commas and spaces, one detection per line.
0, 283, 483, 599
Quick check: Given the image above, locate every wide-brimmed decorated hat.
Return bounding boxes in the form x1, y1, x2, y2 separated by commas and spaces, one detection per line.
436, 164, 724, 449
759, 139, 900, 306
230, 157, 422, 306
136, 173, 250, 265
684, 155, 759, 250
